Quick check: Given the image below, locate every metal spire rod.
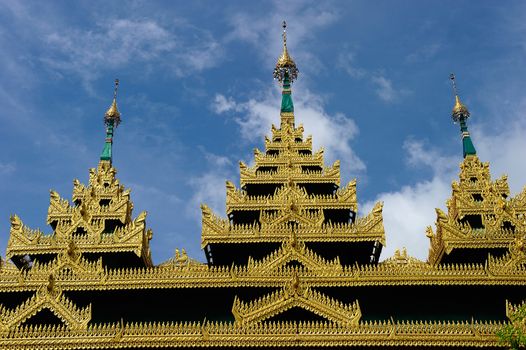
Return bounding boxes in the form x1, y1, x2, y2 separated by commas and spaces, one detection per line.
113, 79, 120, 100
450, 73, 458, 96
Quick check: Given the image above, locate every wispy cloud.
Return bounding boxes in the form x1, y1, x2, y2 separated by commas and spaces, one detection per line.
187, 149, 236, 221
371, 76, 398, 102
337, 50, 410, 103
403, 138, 457, 176
372, 75, 411, 103
337, 52, 366, 79
43, 19, 176, 74
0, 162, 15, 175
41, 19, 222, 90
1, 3, 223, 92
224, 1, 339, 73
212, 94, 237, 114
405, 43, 442, 63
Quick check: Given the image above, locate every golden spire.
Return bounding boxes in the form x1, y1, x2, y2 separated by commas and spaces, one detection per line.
273, 21, 299, 83
277, 21, 295, 68
104, 79, 121, 126
450, 73, 470, 122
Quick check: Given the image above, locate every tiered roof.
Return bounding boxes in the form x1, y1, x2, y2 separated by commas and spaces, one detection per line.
202, 22, 384, 266
7, 161, 153, 266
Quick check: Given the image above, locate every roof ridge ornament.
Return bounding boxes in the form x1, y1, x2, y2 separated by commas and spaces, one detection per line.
449, 73, 476, 158
100, 79, 121, 163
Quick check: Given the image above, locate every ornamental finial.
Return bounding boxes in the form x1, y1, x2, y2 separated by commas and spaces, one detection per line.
449, 73, 476, 158
104, 79, 121, 127
101, 79, 121, 162
450, 73, 470, 123
273, 21, 299, 83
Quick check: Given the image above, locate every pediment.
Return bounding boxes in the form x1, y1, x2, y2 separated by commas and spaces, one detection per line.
265, 306, 330, 323
232, 275, 360, 327
20, 307, 66, 327
245, 240, 342, 274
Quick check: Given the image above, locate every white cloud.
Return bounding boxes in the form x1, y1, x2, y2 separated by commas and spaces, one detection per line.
187, 150, 236, 221
188, 171, 230, 220
364, 177, 450, 261
403, 139, 457, 176
204, 153, 233, 168
473, 120, 526, 195
1, 3, 224, 92
363, 139, 454, 261
212, 94, 237, 114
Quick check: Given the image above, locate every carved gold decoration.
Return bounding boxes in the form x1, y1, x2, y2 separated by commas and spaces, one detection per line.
0, 275, 91, 331
0, 319, 504, 348
232, 275, 361, 326
201, 200, 384, 247
7, 161, 153, 266
428, 155, 525, 264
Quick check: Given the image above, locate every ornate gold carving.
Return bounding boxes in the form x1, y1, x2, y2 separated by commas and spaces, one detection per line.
427, 155, 524, 264
227, 179, 357, 214
232, 275, 361, 327
0, 275, 91, 331
7, 161, 153, 266
244, 239, 342, 274
0, 319, 503, 348
201, 200, 384, 247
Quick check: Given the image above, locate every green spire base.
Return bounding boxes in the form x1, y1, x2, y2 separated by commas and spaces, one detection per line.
100, 121, 114, 162
459, 119, 476, 158
280, 73, 294, 113
100, 144, 112, 161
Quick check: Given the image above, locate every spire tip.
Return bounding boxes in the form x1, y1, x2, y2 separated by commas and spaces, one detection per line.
450, 73, 469, 123
274, 21, 298, 83
104, 78, 121, 127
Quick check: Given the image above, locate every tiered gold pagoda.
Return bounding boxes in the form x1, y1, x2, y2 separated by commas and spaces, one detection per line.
0, 24, 525, 349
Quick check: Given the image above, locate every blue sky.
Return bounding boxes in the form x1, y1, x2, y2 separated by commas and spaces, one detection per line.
1, 1, 526, 263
